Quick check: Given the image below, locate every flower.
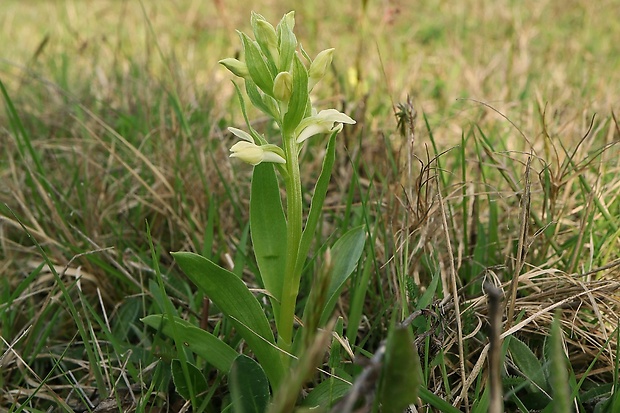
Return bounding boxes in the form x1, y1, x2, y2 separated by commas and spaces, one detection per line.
228, 127, 286, 165
293, 109, 356, 144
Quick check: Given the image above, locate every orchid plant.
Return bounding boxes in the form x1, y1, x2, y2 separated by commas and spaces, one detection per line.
143, 11, 364, 406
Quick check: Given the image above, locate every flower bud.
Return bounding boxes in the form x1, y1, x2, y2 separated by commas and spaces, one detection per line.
281, 11, 295, 32
273, 71, 293, 103
308, 48, 334, 90
218, 58, 249, 79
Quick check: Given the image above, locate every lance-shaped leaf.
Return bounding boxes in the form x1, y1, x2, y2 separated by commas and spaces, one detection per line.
230, 355, 271, 413
317, 226, 366, 326
172, 252, 285, 387
379, 325, 423, 413
251, 163, 287, 319
171, 360, 209, 403
253, 16, 279, 73
142, 314, 238, 373
508, 336, 549, 395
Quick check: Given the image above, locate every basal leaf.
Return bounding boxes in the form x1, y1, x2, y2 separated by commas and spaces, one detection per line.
172, 252, 285, 387
171, 359, 209, 402
142, 314, 237, 373
379, 325, 422, 413
230, 355, 270, 413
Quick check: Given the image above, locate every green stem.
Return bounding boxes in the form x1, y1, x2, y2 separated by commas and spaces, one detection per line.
278, 132, 303, 356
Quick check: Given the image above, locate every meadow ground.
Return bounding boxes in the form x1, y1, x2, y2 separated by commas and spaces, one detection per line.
2, 0, 620, 411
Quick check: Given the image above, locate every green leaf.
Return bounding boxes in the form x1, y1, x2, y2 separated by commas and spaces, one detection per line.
549, 315, 571, 411
171, 359, 209, 402
230, 355, 270, 413
379, 325, 423, 413
251, 162, 287, 319
142, 314, 238, 373
508, 336, 550, 394
297, 132, 337, 276
318, 226, 366, 326
172, 252, 285, 387
283, 53, 308, 136
240, 32, 275, 97
302, 378, 351, 408
416, 268, 440, 310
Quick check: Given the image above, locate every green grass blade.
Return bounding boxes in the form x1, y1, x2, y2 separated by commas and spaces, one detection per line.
230, 355, 270, 413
